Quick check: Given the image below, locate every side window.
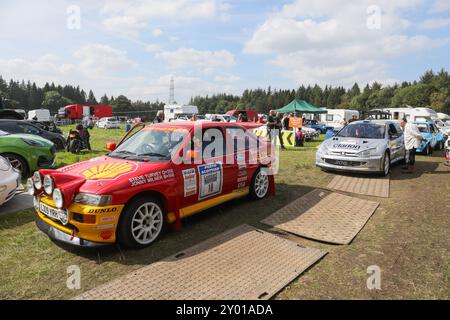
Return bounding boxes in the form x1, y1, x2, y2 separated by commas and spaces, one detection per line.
225, 127, 257, 154
394, 123, 403, 136
388, 124, 398, 138
21, 124, 41, 134
326, 115, 334, 122
202, 128, 225, 159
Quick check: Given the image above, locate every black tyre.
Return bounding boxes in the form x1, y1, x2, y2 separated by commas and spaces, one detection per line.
249, 168, 270, 200
117, 195, 166, 249
69, 140, 81, 154
52, 139, 64, 151
380, 151, 390, 176
1, 153, 29, 178
425, 144, 432, 156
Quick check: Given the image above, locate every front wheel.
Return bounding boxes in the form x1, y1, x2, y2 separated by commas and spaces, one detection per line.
117, 196, 166, 249
1, 153, 28, 178
380, 152, 390, 176
249, 168, 270, 200
425, 144, 432, 156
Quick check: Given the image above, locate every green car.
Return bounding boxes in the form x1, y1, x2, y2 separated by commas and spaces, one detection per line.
0, 129, 56, 178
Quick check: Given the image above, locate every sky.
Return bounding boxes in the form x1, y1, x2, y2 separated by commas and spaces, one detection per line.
0, 0, 449, 104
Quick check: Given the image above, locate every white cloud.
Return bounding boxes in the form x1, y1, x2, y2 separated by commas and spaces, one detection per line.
100, 0, 230, 37
419, 18, 450, 29
429, 0, 450, 13
155, 48, 235, 72
214, 75, 240, 83
73, 44, 138, 76
102, 16, 147, 38
152, 28, 163, 37
244, 0, 446, 87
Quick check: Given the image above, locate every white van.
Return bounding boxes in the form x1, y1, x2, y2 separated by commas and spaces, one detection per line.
320, 109, 359, 128
28, 109, 51, 122
383, 107, 437, 122
164, 104, 199, 122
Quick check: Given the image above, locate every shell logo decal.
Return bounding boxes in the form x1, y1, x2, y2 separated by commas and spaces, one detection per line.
82, 163, 135, 180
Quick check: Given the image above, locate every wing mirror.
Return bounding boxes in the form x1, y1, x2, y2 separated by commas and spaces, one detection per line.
106, 143, 117, 151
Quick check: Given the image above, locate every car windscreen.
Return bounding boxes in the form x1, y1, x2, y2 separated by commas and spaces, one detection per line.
109, 128, 189, 160
336, 123, 385, 139
416, 124, 429, 133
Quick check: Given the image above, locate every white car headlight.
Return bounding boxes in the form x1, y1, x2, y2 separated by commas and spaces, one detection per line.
73, 193, 112, 207
53, 188, 64, 209
358, 148, 376, 158
26, 178, 35, 195
0, 157, 11, 171
43, 175, 54, 195
33, 172, 43, 190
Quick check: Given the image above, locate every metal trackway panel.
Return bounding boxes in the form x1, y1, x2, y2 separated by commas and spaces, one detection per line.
327, 174, 390, 198
75, 225, 327, 300
262, 189, 380, 245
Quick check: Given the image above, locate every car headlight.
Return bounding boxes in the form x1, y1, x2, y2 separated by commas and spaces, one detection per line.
0, 157, 11, 171
73, 193, 112, 207
53, 188, 64, 209
21, 138, 45, 147
358, 148, 376, 158
26, 178, 35, 195
33, 172, 43, 190
43, 175, 54, 195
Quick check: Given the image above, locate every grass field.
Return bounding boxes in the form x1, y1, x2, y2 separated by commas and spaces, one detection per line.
0, 125, 449, 300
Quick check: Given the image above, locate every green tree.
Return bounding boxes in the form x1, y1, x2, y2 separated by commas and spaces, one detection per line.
42, 91, 73, 113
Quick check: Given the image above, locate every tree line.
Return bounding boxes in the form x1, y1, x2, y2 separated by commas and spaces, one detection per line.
1, 68, 449, 118
191, 69, 450, 115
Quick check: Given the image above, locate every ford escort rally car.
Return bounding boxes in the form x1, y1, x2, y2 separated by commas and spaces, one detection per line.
316, 120, 406, 175
30, 122, 275, 248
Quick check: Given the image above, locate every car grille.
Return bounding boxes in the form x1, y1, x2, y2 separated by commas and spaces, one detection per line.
328, 151, 358, 157
324, 159, 366, 167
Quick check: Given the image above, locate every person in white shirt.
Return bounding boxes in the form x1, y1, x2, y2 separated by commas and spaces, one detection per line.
399, 118, 427, 173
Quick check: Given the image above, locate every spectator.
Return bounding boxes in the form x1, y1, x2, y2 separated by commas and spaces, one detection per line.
295, 128, 305, 147
282, 113, 290, 130
348, 115, 358, 123
276, 112, 286, 149
153, 111, 164, 123
400, 118, 427, 174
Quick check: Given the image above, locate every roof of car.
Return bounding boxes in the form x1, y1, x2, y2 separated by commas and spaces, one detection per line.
148, 121, 256, 130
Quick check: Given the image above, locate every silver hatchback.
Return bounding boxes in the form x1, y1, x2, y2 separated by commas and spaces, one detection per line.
316, 120, 405, 176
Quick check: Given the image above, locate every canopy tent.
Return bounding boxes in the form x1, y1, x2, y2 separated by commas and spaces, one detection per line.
275, 100, 327, 114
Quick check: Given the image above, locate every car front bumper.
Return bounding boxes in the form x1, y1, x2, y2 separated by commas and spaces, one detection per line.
35, 217, 109, 248
0, 169, 21, 205
34, 195, 125, 247
316, 153, 383, 173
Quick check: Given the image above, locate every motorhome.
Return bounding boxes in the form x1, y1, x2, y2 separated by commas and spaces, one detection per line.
383, 107, 438, 122
164, 104, 199, 122
320, 109, 360, 128
28, 109, 51, 122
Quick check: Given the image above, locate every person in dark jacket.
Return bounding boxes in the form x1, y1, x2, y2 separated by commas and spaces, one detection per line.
153, 111, 165, 123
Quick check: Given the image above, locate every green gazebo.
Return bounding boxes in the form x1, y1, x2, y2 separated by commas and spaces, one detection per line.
275, 99, 326, 114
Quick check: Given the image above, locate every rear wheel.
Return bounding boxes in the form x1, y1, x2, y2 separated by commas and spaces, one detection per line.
250, 168, 270, 200
117, 195, 166, 249
2, 153, 28, 178
52, 139, 64, 150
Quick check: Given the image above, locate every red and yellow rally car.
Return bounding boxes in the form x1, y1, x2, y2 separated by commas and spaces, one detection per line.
29, 122, 276, 248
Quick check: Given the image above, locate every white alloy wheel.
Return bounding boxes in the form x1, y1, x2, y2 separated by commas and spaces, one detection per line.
130, 202, 164, 245
253, 170, 269, 199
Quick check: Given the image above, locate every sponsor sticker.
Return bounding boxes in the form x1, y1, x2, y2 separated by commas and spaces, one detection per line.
198, 163, 223, 200
182, 168, 197, 197
129, 169, 175, 187
83, 162, 136, 180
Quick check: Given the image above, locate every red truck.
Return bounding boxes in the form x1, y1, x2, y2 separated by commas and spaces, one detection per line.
62, 105, 113, 120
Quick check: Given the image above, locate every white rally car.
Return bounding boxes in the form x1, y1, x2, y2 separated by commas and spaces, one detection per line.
316, 120, 405, 176
0, 155, 21, 206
